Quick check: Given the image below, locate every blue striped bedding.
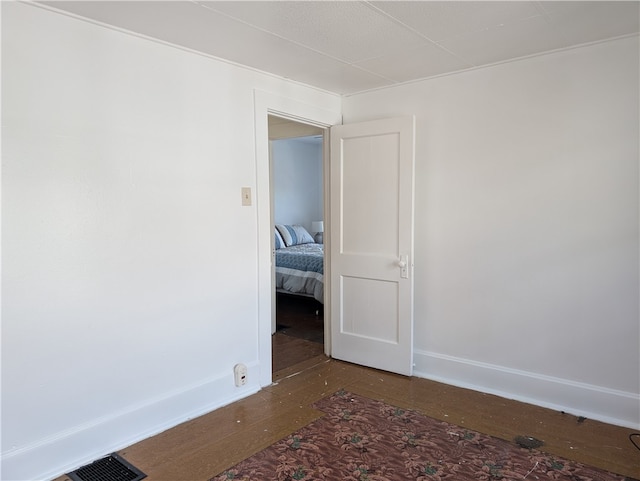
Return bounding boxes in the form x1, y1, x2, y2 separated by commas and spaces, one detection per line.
275, 243, 324, 303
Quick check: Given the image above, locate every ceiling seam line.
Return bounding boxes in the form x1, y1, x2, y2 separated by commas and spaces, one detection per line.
194, 0, 393, 80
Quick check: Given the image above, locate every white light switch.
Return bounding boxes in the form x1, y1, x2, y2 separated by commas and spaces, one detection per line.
241, 187, 252, 206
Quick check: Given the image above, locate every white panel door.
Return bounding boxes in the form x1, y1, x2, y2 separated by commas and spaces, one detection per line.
330, 116, 415, 376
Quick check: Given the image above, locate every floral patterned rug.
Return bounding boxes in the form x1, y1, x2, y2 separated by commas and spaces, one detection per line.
211, 389, 636, 481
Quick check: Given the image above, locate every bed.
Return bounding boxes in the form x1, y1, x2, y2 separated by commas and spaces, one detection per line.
274, 224, 324, 304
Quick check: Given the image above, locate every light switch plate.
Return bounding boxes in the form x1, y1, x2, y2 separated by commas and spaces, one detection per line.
241, 187, 252, 206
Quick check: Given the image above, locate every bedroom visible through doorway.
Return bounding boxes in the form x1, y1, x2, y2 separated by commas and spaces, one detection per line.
268, 115, 326, 376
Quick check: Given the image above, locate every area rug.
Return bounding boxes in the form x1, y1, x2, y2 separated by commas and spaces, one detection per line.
211, 390, 636, 481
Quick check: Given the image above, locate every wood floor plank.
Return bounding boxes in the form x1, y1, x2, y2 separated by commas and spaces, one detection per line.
125, 407, 323, 481
272, 333, 324, 373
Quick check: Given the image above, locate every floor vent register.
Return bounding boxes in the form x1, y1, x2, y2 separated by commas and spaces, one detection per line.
67, 453, 146, 481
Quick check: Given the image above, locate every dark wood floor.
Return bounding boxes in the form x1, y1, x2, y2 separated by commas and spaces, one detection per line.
272, 293, 324, 376
55, 302, 640, 480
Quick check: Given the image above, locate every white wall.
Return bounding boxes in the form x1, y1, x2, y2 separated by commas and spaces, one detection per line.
272, 137, 323, 232
343, 36, 640, 429
0, 3, 340, 480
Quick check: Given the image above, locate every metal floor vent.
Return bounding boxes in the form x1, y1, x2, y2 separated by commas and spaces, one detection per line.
67, 453, 146, 481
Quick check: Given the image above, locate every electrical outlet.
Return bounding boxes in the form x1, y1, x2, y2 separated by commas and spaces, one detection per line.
234, 363, 247, 386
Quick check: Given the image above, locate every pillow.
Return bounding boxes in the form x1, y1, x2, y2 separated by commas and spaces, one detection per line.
276, 224, 315, 246
274, 228, 285, 249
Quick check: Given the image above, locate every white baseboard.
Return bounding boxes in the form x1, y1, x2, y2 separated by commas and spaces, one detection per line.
413, 349, 640, 430
1, 364, 261, 481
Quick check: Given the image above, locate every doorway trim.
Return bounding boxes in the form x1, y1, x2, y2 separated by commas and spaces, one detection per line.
253, 90, 341, 387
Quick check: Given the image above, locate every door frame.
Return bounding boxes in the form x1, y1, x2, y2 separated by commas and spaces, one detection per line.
254, 90, 341, 387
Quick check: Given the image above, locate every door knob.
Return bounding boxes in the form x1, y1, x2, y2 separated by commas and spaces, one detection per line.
398, 255, 409, 278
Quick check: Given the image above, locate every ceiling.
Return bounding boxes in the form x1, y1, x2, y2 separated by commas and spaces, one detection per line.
39, 1, 639, 95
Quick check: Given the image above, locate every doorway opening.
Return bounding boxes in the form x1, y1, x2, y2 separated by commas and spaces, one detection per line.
268, 115, 327, 378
